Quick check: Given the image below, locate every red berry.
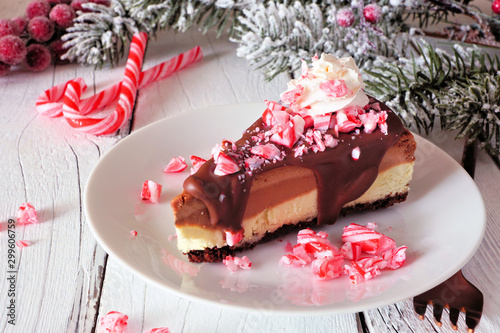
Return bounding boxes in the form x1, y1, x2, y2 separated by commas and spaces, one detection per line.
336, 8, 355, 28
12, 17, 29, 34
0, 35, 27, 65
89, 0, 111, 5
0, 61, 11, 76
70, 0, 90, 12
493, 0, 500, 15
50, 4, 76, 29
25, 43, 52, 72
26, 0, 51, 20
49, 39, 69, 63
0, 19, 21, 38
47, 0, 71, 4
28, 16, 55, 42
363, 4, 382, 24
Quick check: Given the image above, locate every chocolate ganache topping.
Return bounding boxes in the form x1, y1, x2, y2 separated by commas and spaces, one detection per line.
180, 54, 405, 234
182, 97, 404, 233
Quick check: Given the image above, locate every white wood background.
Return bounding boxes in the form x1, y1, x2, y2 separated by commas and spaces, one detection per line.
1, 1, 499, 332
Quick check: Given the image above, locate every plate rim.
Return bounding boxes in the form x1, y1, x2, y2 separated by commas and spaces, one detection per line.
84, 102, 486, 315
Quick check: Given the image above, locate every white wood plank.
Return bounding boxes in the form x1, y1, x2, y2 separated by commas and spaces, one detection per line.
1, 2, 499, 331
0, 55, 127, 332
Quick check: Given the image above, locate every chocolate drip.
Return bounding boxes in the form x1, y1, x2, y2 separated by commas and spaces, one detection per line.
182, 98, 404, 232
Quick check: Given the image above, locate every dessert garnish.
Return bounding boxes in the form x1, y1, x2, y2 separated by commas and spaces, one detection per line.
141, 180, 162, 204
17, 202, 38, 224
164, 156, 187, 173
280, 223, 407, 283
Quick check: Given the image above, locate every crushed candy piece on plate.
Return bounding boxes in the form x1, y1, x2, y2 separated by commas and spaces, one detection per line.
311, 254, 344, 280
281, 223, 407, 283
223, 255, 252, 272
141, 180, 162, 203
341, 223, 396, 255
164, 156, 187, 173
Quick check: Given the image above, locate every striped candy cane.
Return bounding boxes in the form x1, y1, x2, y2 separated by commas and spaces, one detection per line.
36, 33, 203, 135
63, 32, 148, 135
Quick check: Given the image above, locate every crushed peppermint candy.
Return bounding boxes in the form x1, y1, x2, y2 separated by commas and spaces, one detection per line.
319, 79, 352, 98
351, 147, 361, 160
144, 328, 171, 333
190, 155, 207, 174
225, 230, 244, 246
280, 223, 407, 283
341, 223, 396, 255
16, 240, 31, 248
141, 180, 162, 204
99, 311, 128, 333
223, 255, 252, 272
214, 153, 240, 176
281, 84, 304, 105
164, 156, 187, 173
250, 143, 280, 160
130, 230, 138, 239
17, 202, 38, 224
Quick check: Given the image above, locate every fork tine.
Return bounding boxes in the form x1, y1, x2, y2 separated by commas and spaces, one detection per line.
413, 298, 429, 319
432, 300, 444, 326
448, 307, 460, 330
465, 307, 483, 332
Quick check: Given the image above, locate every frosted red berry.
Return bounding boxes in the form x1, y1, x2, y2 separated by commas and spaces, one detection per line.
26, 0, 51, 20
25, 43, 52, 72
0, 61, 11, 76
50, 39, 69, 63
70, 0, 90, 12
493, 0, 500, 15
47, 0, 71, 4
12, 17, 29, 34
28, 16, 55, 42
363, 4, 382, 24
0, 19, 21, 38
0, 35, 27, 65
89, 0, 111, 6
49, 4, 76, 29
336, 8, 355, 28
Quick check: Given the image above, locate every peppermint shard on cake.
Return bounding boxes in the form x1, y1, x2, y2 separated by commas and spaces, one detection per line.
171, 54, 416, 263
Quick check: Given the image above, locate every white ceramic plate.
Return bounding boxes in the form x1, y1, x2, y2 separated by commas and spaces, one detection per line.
84, 103, 486, 315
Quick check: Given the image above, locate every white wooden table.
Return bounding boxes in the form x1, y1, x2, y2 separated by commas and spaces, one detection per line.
1, 2, 500, 332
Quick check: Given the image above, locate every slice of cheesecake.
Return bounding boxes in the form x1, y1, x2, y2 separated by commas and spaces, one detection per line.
171, 54, 416, 263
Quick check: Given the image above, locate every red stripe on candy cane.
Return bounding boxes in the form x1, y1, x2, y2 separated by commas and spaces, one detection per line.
36, 33, 203, 135
62, 32, 148, 135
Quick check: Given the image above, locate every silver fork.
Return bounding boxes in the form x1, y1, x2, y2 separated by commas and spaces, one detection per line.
413, 138, 484, 332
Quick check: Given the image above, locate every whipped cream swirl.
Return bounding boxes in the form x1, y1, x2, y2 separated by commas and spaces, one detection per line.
280, 54, 369, 117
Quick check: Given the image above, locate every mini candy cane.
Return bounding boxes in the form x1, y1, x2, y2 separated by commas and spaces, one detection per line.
63, 32, 148, 135
138, 44, 202, 87
36, 81, 73, 118
36, 33, 203, 135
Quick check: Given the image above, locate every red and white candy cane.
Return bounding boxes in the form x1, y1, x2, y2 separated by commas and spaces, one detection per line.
138, 45, 202, 87
62, 32, 148, 135
36, 33, 203, 135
